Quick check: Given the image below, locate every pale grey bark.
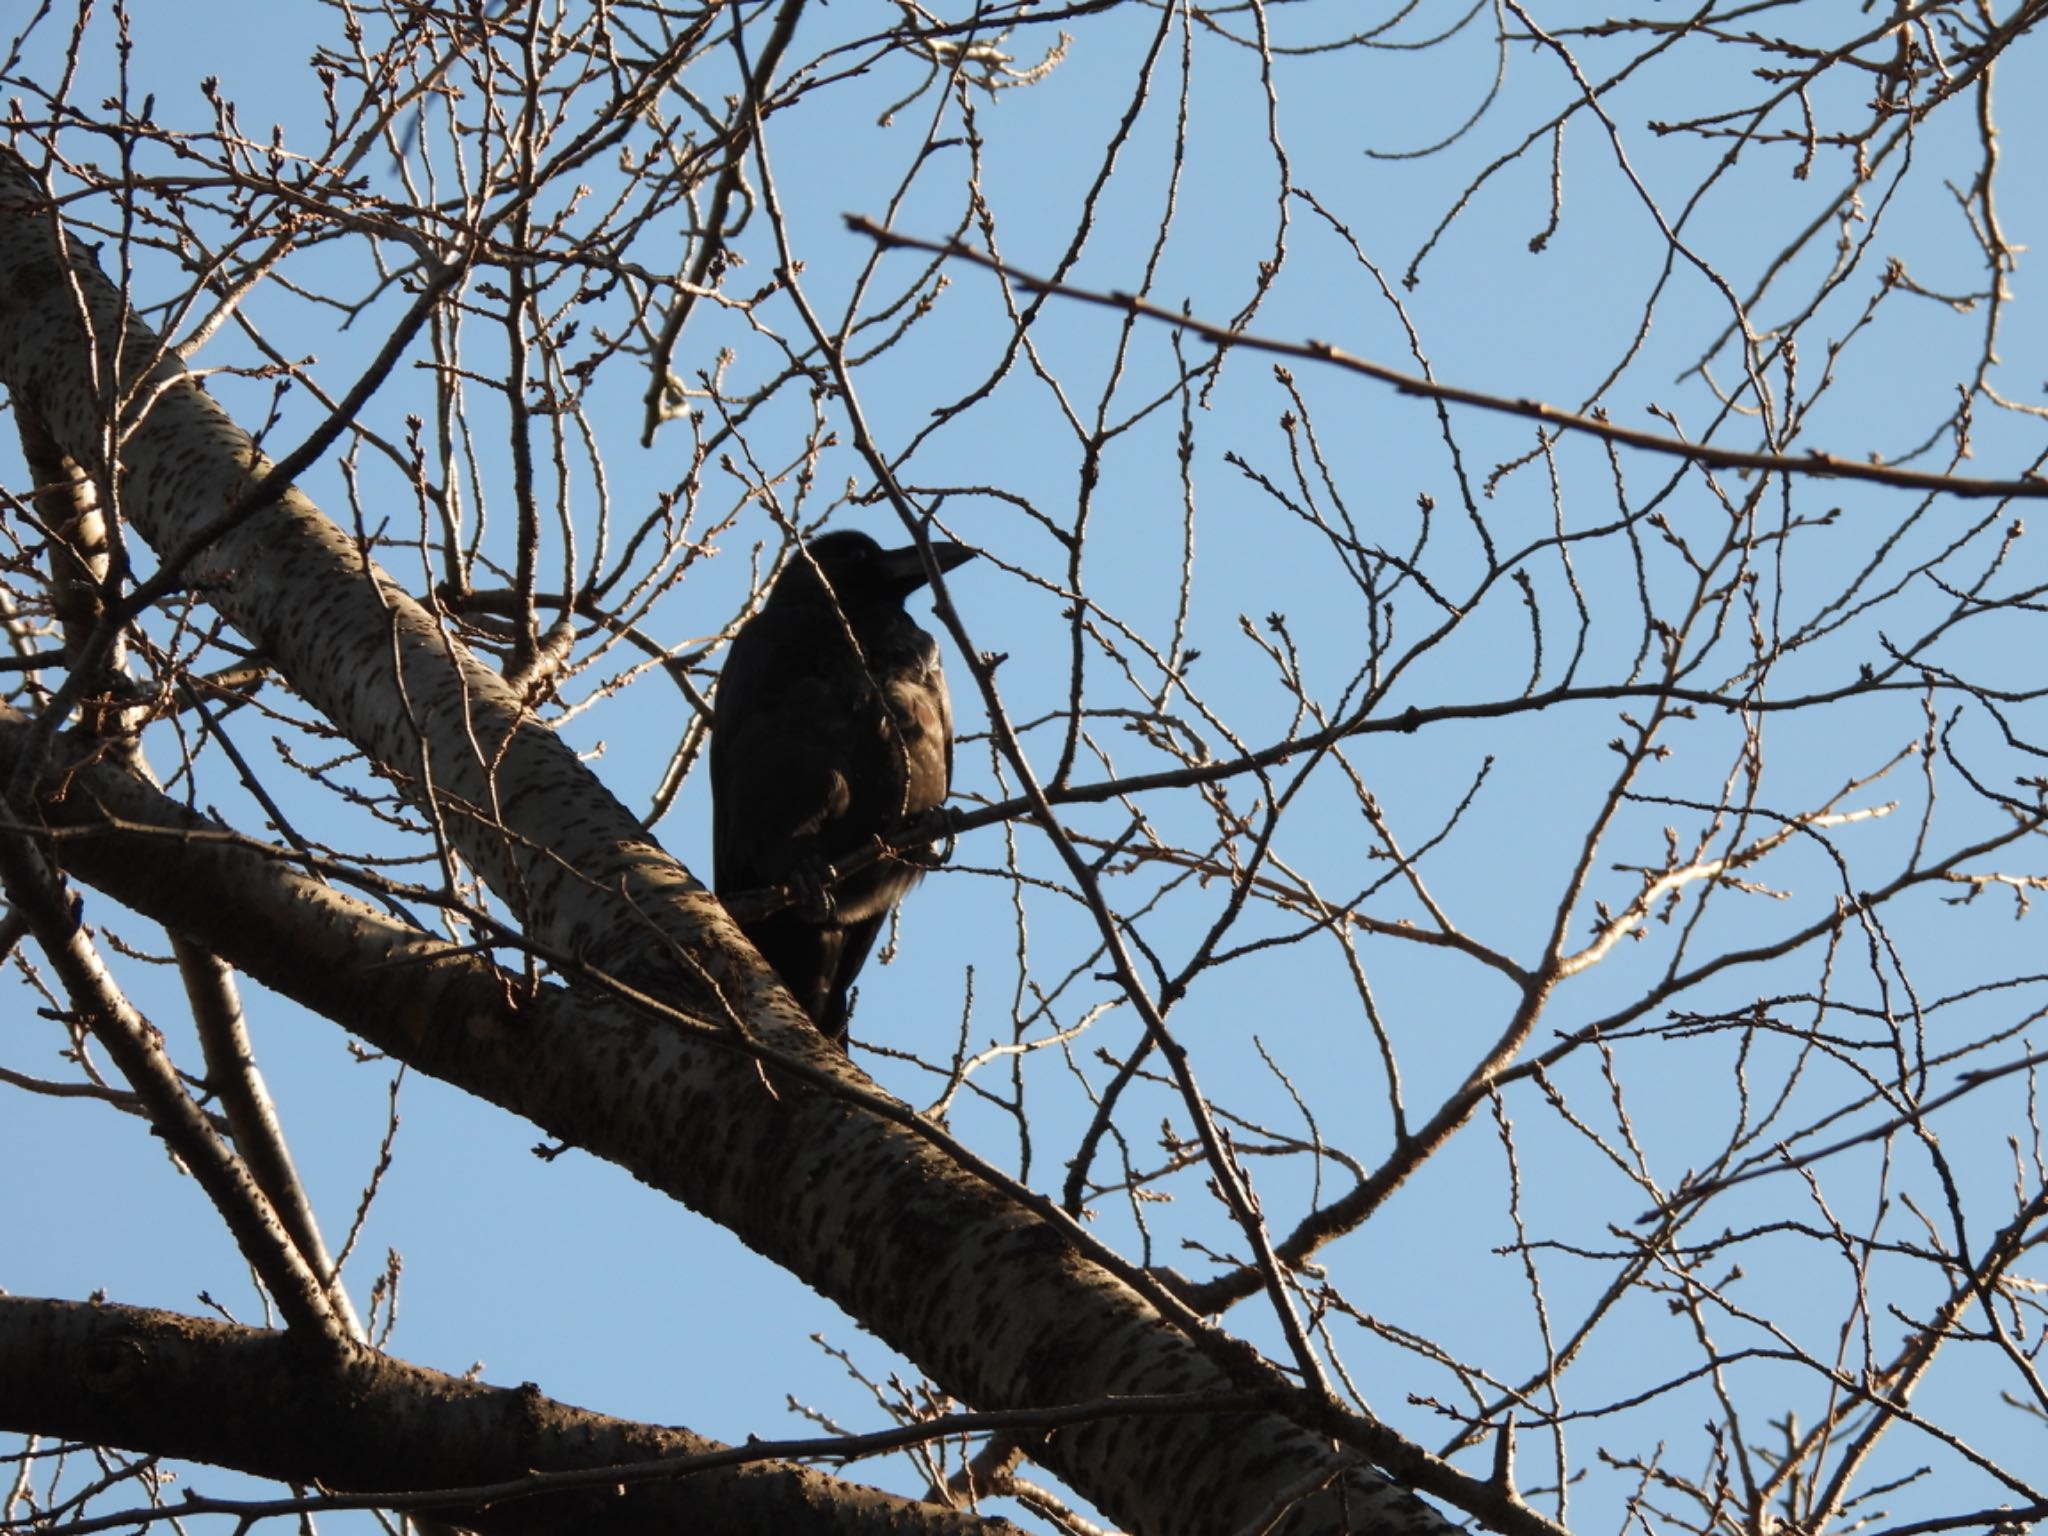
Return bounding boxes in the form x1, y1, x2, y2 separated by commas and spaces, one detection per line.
0, 150, 1469, 1535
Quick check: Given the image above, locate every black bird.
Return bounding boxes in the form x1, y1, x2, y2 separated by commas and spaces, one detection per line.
711, 530, 975, 1044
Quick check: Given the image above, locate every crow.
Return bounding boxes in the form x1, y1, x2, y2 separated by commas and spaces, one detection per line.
711, 530, 974, 1044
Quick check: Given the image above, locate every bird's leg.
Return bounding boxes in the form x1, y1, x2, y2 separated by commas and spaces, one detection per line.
786, 857, 839, 924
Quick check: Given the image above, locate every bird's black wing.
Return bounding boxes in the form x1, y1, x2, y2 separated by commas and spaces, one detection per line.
710, 605, 858, 897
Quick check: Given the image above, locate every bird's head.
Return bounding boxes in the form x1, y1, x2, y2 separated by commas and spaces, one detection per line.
770, 530, 975, 612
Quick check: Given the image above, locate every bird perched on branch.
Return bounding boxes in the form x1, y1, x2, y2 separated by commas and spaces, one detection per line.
711, 530, 975, 1045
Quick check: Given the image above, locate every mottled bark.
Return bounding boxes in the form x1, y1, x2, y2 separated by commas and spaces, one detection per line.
0, 151, 1456, 1535
0, 1296, 1020, 1535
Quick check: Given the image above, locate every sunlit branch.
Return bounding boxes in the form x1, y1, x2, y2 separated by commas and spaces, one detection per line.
848, 215, 2048, 500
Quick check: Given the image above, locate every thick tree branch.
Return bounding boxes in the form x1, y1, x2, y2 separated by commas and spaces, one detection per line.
0, 1296, 1019, 1535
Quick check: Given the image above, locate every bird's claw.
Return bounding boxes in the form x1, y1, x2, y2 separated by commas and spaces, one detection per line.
790, 861, 838, 923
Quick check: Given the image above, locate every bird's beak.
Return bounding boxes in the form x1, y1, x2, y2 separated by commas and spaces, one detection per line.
883, 540, 976, 592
